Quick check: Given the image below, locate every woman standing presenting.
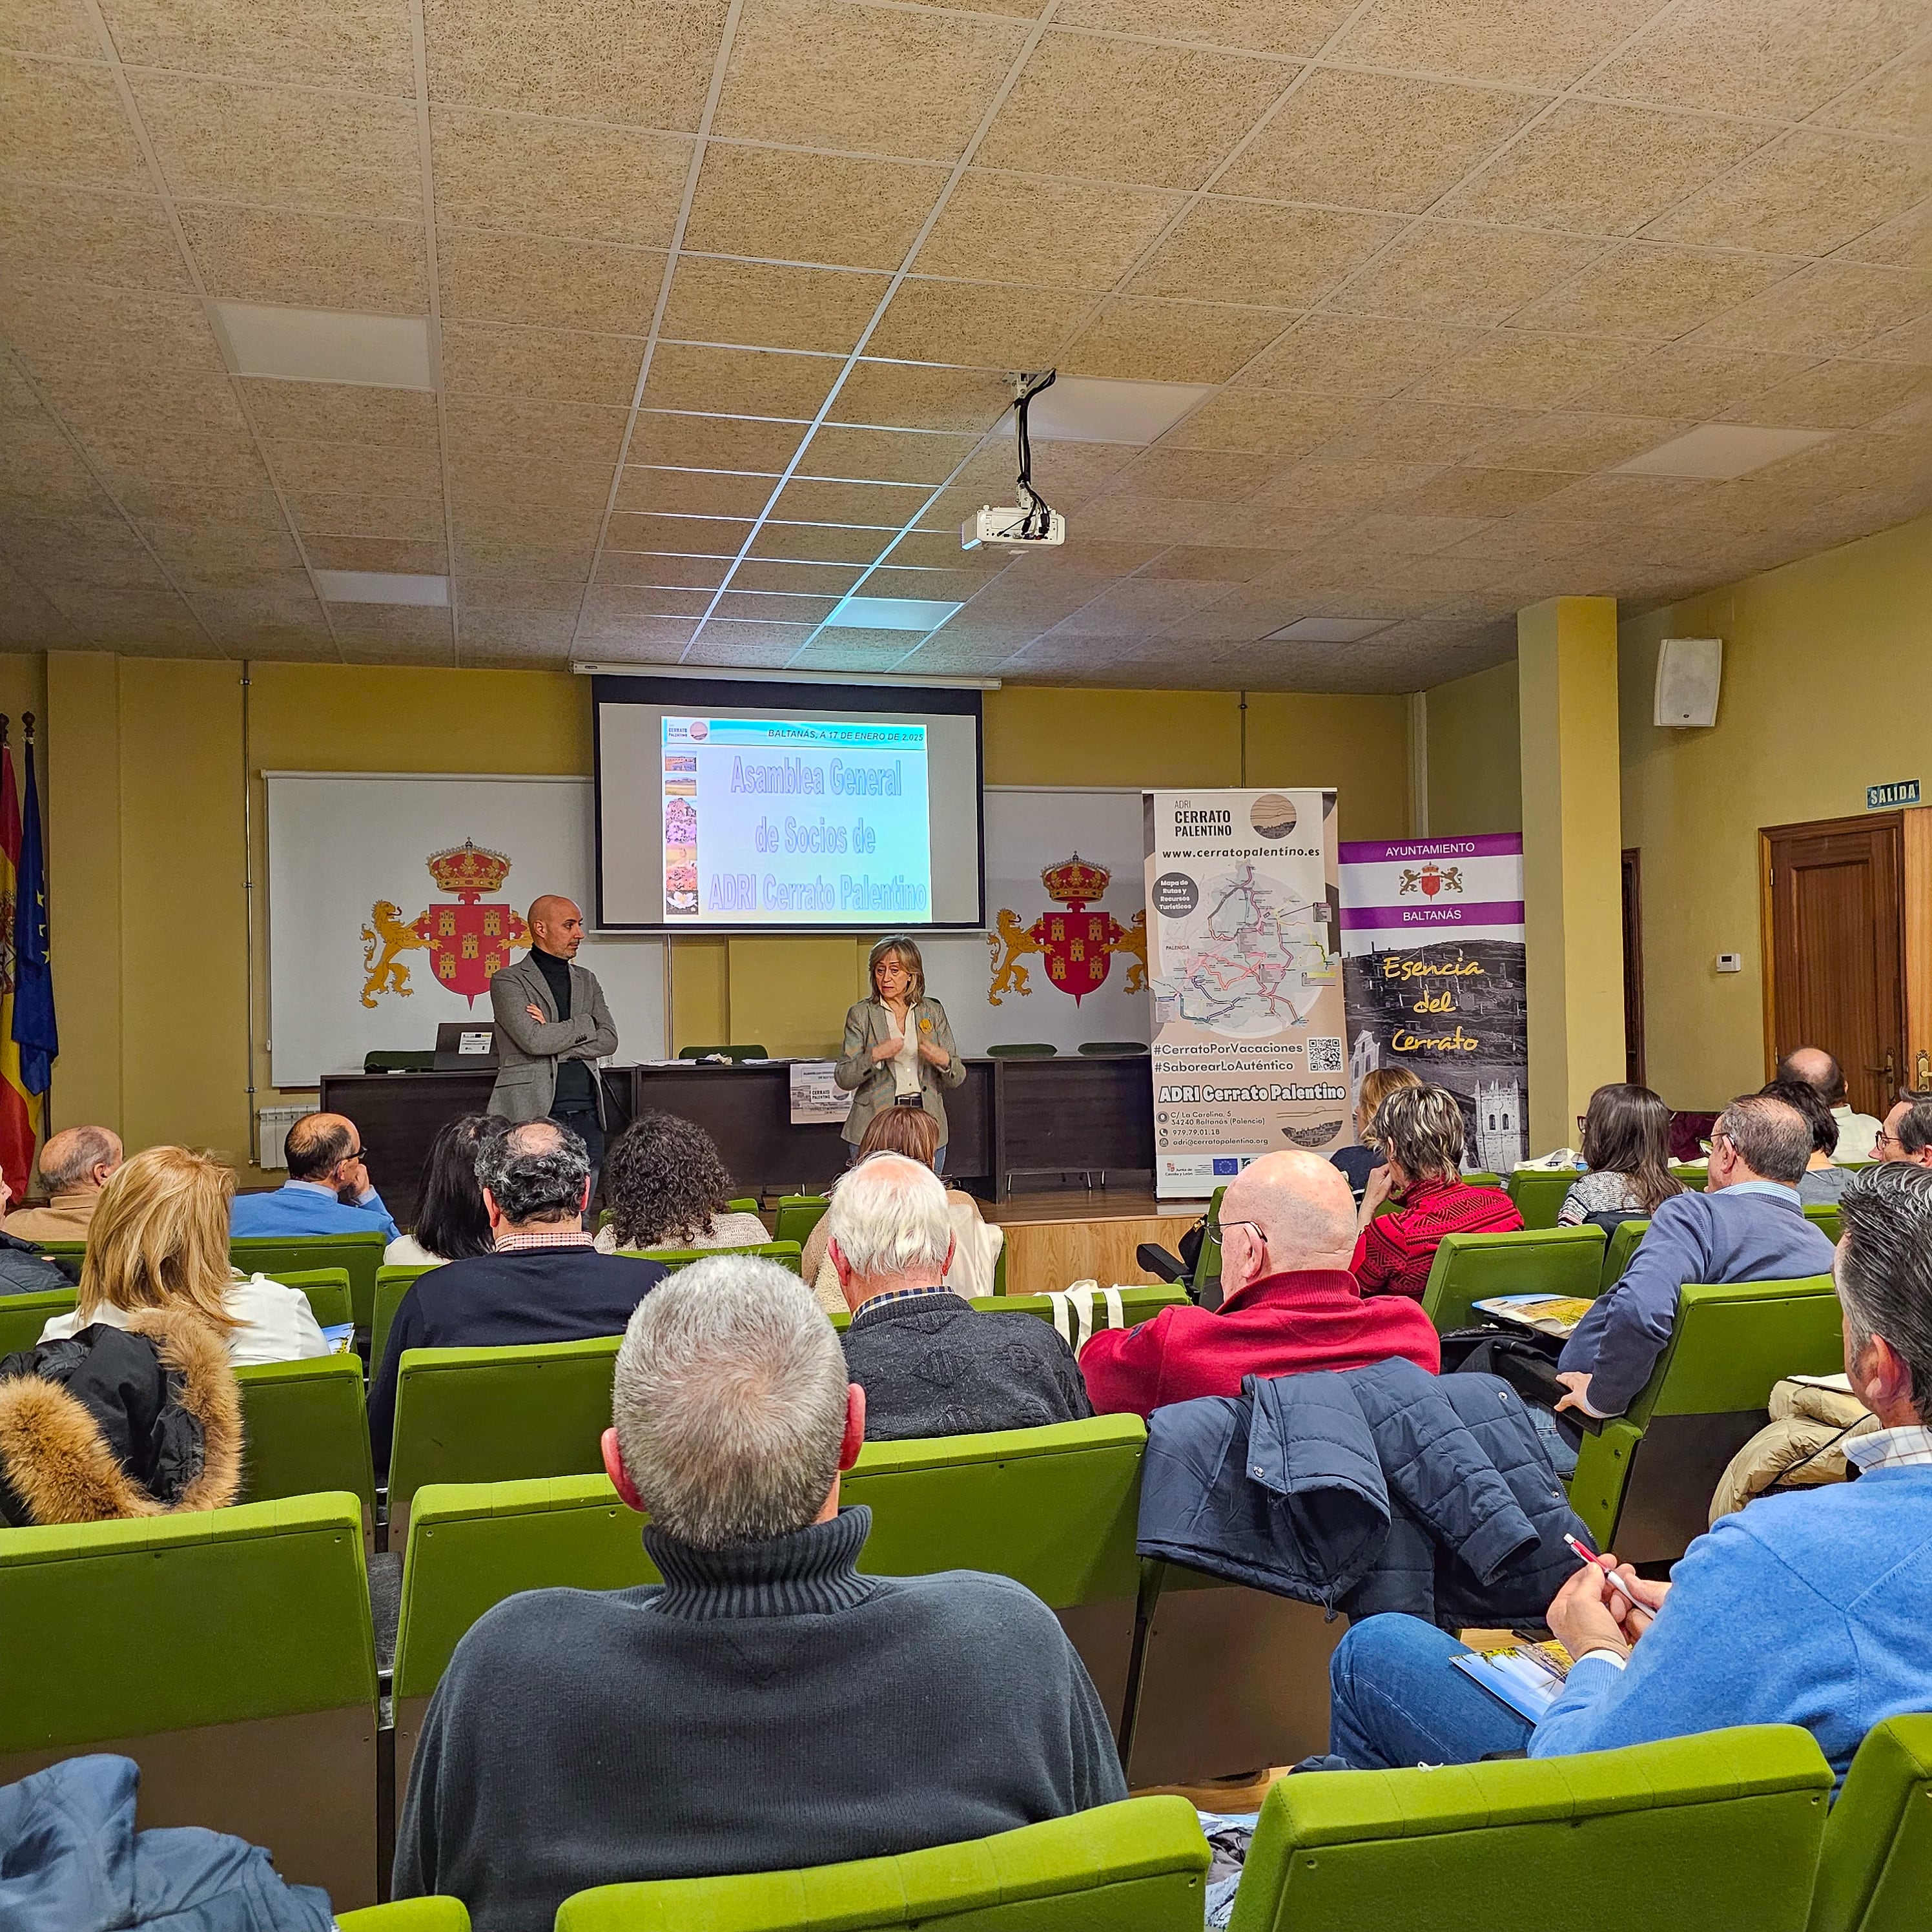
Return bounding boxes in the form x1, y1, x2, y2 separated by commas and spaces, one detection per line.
836, 934, 966, 1174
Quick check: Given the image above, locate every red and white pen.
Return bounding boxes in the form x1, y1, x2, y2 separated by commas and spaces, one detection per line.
1563, 1532, 1642, 1608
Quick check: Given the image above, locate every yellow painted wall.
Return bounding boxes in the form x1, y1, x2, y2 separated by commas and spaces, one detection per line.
1424, 661, 1521, 836
1620, 511, 1932, 1110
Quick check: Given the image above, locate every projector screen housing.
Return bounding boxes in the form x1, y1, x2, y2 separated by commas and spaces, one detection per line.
592, 675, 985, 934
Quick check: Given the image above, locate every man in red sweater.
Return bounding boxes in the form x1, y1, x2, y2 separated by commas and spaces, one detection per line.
1080, 1151, 1440, 1420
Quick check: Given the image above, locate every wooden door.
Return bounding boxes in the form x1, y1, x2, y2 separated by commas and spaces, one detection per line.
1763, 813, 1906, 1118
1622, 848, 1645, 1087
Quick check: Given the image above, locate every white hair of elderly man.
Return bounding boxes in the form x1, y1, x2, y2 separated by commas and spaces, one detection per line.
825, 1153, 955, 1287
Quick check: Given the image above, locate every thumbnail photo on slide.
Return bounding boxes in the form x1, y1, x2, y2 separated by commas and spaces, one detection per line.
660, 716, 932, 925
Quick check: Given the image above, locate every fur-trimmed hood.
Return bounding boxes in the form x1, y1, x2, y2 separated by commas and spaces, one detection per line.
0, 1309, 242, 1526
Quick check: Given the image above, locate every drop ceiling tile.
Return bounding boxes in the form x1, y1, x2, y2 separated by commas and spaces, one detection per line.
769, 478, 930, 526
1811, 43, 1929, 138
1136, 544, 1286, 582
289, 488, 447, 539
1131, 201, 1403, 309
1216, 69, 1541, 214
583, 585, 712, 621
0, 570, 84, 646
99, 0, 414, 92
1063, 298, 1294, 384
0, 184, 190, 292
179, 205, 428, 313
1718, 359, 1929, 431
143, 521, 303, 572
1864, 311, 1932, 367
709, 590, 840, 623
3, 0, 97, 59
577, 611, 705, 650
640, 342, 841, 420
422, 0, 730, 128
683, 147, 947, 272
1410, 334, 1643, 410
130, 72, 421, 219
304, 535, 449, 575
1643, 130, 1924, 258
47, 585, 207, 648
864, 564, 1000, 604
1393, 466, 1572, 517
460, 608, 581, 652
1248, 457, 1444, 513
828, 360, 1012, 433
796, 424, 980, 484
978, 33, 1291, 190
1053, 0, 1354, 56
238, 379, 437, 447
914, 170, 1187, 291
730, 559, 867, 595
606, 512, 750, 555
1111, 446, 1280, 500
0, 286, 225, 389
865, 278, 1090, 368
269, 436, 442, 496
1442, 101, 1772, 238
452, 535, 597, 577
1330, 0, 1661, 90
627, 412, 804, 472
0, 54, 148, 189
1338, 224, 1607, 327
872, 529, 994, 572
1510, 243, 1802, 342
447, 462, 615, 515
1060, 491, 1224, 543
1462, 410, 1694, 473
614, 468, 779, 519
1233, 316, 1488, 399
448, 497, 603, 546
1563, 343, 1818, 417
1593, 0, 1924, 121
793, 627, 929, 664
444, 396, 632, 464
661, 259, 888, 355
1007, 438, 1139, 502
747, 521, 889, 564
1314, 400, 1536, 465
437, 228, 663, 333
714, 0, 1029, 161
441, 321, 644, 404
330, 604, 455, 653
460, 572, 588, 613
1689, 262, 1932, 358
686, 619, 816, 656
1842, 203, 1931, 272
430, 110, 691, 249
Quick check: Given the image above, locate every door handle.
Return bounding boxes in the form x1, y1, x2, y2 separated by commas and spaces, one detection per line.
1866, 1054, 1895, 1083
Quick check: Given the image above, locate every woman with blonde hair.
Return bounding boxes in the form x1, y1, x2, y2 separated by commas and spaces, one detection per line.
38, 1146, 329, 1365
834, 934, 966, 1175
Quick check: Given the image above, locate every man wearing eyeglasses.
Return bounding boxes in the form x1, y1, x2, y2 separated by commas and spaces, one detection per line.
231, 1111, 401, 1241
1080, 1150, 1440, 1420
1872, 1093, 1932, 1167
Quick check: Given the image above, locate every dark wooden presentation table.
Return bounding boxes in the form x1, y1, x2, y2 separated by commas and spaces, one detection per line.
319, 1056, 1154, 1226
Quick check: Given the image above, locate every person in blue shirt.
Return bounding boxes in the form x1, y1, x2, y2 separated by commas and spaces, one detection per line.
231, 1111, 400, 1242
1326, 1161, 1932, 1789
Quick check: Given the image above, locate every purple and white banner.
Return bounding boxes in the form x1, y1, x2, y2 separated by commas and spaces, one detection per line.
1339, 834, 1528, 1171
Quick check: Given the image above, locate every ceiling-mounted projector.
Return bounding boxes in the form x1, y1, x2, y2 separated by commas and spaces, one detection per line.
965, 369, 1064, 553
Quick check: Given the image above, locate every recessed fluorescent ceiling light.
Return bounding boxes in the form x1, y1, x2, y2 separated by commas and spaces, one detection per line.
216, 302, 433, 388
1005, 375, 1214, 446
315, 570, 449, 606
1614, 423, 1832, 480
828, 595, 962, 630
1264, 617, 1391, 643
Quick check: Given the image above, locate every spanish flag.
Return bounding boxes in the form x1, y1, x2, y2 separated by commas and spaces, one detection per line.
0, 731, 39, 1204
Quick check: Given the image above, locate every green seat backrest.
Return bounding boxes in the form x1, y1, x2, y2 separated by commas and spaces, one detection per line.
774, 1195, 830, 1248
235, 1355, 376, 1520
1804, 1202, 1844, 1243
387, 1335, 622, 1539
1196, 1185, 1225, 1299
1601, 1216, 1650, 1290
374, 1262, 436, 1372
1228, 1725, 1830, 1932
336, 1903, 471, 1931
271, 1266, 353, 1331
992, 1242, 1008, 1297
626, 1240, 801, 1274
827, 1286, 1187, 1335
985, 1042, 1055, 1057
1419, 1225, 1607, 1335
231, 1233, 387, 1328
1505, 1169, 1580, 1229
1809, 1714, 1932, 1932
1570, 1275, 1844, 1554
1670, 1164, 1711, 1188
726, 1197, 760, 1214
0, 1286, 76, 1355
677, 1043, 768, 1062
554, 1796, 1209, 1932
1463, 1171, 1504, 1188
25, 1238, 86, 1266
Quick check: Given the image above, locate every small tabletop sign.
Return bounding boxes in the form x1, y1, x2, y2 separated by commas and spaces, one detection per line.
790, 1059, 854, 1126
1867, 779, 1920, 810
457, 1030, 494, 1055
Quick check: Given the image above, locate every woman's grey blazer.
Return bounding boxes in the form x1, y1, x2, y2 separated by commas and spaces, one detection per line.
833, 997, 967, 1147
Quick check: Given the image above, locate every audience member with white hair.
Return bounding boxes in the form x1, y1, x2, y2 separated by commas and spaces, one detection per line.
3, 1125, 123, 1242
393, 1255, 1126, 1930
828, 1154, 1090, 1440
1081, 1150, 1441, 1419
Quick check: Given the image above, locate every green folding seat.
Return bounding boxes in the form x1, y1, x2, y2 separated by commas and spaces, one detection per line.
624, 1240, 801, 1273
1463, 1171, 1505, 1189
235, 1355, 377, 1547
1807, 1714, 1932, 1932
374, 1262, 436, 1372
231, 1232, 387, 1329
825, 1285, 1186, 1336
774, 1195, 830, 1249
1419, 1224, 1607, 1335
726, 1197, 761, 1215
1505, 1168, 1581, 1229
0, 1495, 380, 1908
1804, 1202, 1844, 1243
23, 1237, 85, 1268
1568, 1274, 1844, 1563
553, 1796, 1210, 1931
270, 1265, 353, 1331
1224, 1725, 1831, 1932
1670, 1164, 1711, 1191
336, 1904, 471, 1930
1601, 1215, 1649, 1290
0, 1286, 76, 1355
1197, 1185, 1225, 1300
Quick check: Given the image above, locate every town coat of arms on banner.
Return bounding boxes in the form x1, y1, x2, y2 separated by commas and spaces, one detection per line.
360, 840, 529, 1009
987, 853, 1146, 1007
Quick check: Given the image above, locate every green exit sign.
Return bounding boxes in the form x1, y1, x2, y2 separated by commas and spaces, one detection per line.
1867, 779, 1920, 808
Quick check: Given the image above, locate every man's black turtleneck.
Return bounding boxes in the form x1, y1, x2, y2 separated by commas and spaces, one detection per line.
529, 945, 593, 1111
394, 1504, 1125, 1930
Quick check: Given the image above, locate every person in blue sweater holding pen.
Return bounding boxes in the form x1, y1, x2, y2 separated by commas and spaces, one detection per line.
1327, 1161, 1932, 1786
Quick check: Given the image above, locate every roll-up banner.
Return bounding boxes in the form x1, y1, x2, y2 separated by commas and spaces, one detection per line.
1144, 788, 1348, 1200
1339, 834, 1528, 1173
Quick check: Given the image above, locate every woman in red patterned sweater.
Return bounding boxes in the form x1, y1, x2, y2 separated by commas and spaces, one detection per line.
1353, 1084, 1523, 1299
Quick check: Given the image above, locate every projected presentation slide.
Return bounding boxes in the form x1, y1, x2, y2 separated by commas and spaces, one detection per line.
660, 716, 932, 925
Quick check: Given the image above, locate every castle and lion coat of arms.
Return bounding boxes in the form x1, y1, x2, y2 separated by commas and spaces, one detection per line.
987, 852, 1146, 1007
360, 840, 530, 1009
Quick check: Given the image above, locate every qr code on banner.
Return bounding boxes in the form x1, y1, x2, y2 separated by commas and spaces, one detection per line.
1306, 1036, 1343, 1074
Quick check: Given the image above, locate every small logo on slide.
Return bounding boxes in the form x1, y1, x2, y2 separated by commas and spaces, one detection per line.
686, 719, 709, 741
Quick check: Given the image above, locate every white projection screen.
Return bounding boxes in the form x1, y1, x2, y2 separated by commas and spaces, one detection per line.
593, 675, 985, 934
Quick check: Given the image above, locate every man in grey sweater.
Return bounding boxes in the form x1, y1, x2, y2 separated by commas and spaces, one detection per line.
393, 1254, 1125, 1931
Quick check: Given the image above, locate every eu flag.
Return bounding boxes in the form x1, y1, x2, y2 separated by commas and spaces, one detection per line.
12, 726, 55, 1095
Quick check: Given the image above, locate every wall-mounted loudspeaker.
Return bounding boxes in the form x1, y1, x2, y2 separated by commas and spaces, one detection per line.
1654, 635, 1723, 728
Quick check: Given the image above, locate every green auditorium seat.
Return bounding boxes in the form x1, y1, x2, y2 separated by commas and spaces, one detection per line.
626, 1240, 802, 1273
774, 1194, 830, 1249
231, 1232, 387, 1330
552, 1796, 1210, 1932
374, 1262, 435, 1372
985, 1042, 1056, 1057
1198, 1185, 1225, 1300
726, 1196, 761, 1214
1670, 1164, 1711, 1190
1807, 1714, 1932, 1932
0, 1285, 76, 1355
337, 1902, 471, 1929
1224, 1725, 1831, 1932
677, 1043, 768, 1062
1568, 1274, 1844, 1564
1505, 1167, 1581, 1229
235, 1355, 377, 1547
0, 1495, 380, 1908
25, 1237, 85, 1268
824, 1286, 1187, 1335
271, 1265, 353, 1331
1804, 1202, 1844, 1243
1601, 1215, 1649, 1290
1419, 1224, 1607, 1335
